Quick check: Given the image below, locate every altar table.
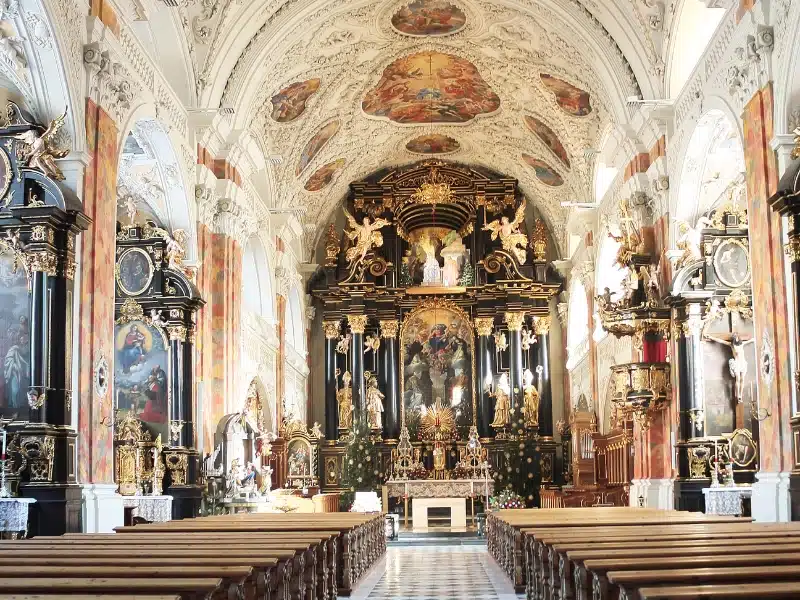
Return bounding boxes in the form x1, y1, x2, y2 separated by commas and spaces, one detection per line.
0, 497, 35, 539
123, 495, 173, 522
702, 486, 752, 516
385, 479, 493, 528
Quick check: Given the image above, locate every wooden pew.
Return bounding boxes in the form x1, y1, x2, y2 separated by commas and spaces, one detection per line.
0, 578, 224, 600
608, 565, 800, 600
635, 582, 800, 599
5, 597, 181, 600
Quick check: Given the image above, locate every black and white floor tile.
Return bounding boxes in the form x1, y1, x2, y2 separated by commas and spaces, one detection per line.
347, 545, 521, 600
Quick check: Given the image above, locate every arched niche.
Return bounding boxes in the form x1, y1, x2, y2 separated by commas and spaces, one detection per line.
242, 236, 276, 321
116, 116, 197, 262
665, 0, 726, 98
566, 279, 590, 369
675, 109, 745, 232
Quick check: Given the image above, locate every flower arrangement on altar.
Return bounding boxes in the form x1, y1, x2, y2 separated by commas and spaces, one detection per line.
490, 488, 525, 510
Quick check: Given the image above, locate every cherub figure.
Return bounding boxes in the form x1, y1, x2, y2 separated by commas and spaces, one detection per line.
639, 264, 661, 306
13, 108, 69, 181
675, 216, 713, 269
482, 201, 528, 264
166, 229, 188, 270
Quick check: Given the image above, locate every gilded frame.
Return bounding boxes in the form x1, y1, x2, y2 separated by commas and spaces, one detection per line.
116, 247, 155, 297
713, 238, 751, 289
398, 298, 476, 435
0, 146, 12, 205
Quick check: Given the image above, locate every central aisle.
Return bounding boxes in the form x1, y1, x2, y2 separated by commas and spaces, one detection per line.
349, 544, 520, 600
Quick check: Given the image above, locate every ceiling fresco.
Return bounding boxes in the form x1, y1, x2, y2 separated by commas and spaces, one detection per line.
405, 134, 461, 154
540, 74, 593, 117
271, 79, 322, 123
522, 154, 564, 187
523, 116, 570, 168
361, 51, 501, 124
205, 0, 656, 257
391, 1, 468, 36
305, 158, 347, 191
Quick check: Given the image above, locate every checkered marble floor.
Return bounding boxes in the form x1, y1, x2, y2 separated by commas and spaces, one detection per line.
347, 545, 521, 600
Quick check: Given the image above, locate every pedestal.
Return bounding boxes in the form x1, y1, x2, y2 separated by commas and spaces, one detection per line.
411, 497, 466, 529
81, 483, 124, 533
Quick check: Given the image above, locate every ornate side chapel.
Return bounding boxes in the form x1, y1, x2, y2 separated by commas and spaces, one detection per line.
311, 161, 564, 513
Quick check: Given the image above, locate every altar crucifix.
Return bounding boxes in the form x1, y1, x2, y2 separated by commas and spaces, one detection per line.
703, 331, 754, 405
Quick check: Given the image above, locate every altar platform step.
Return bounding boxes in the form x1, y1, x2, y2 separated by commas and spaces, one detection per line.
390, 528, 485, 546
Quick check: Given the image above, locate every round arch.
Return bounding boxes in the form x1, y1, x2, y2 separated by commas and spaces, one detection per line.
674, 108, 745, 232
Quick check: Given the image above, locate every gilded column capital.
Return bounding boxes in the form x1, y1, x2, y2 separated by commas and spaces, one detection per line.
167, 325, 187, 342
503, 311, 526, 332
532, 315, 551, 335
323, 320, 340, 339
474, 317, 494, 337
348, 314, 368, 334
379, 320, 399, 338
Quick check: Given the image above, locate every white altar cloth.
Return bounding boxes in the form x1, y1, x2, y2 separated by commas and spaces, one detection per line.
385, 478, 493, 499
123, 495, 173, 522
702, 486, 752, 516
0, 497, 35, 537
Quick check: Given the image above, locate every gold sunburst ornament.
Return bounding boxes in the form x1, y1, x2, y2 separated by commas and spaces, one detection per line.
419, 398, 456, 440
410, 167, 455, 206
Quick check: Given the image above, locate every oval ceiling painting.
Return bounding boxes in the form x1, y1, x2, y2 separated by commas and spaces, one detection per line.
523, 116, 570, 168
271, 78, 321, 123
540, 74, 592, 117
305, 158, 346, 192
363, 52, 500, 124
406, 134, 460, 154
296, 120, 340, 176
522, 154, 564, 187
391, 1, 467, 36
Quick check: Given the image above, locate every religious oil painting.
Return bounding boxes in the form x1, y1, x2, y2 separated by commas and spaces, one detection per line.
305, 158, 346, 192
362, 52, 500, 124
713, 239, 750, 288
296, 120, 340, 176
540, 74, 592, 116
270, 78, 321, 123
114, 320, 169, 440
117, 248, 153, 296
391, 1, 467, 36
405, 134, 460, 154
523, 115, 570, 168
401, 302, 474, 439
522, 154, 564, 186
0, 252, 29, 418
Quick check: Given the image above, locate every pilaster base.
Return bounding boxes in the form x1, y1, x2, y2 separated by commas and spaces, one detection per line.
751, 471, 791, 522
630, 478, 674, 509
81, 483, 124, 533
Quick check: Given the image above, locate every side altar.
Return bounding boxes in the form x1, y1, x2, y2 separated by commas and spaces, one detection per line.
310, 161, 565, 514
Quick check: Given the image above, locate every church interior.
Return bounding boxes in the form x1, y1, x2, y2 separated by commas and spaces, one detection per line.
2, 0, 800, 597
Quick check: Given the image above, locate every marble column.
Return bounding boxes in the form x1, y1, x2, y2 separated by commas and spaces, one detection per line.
167, 326, 187, 447
533, 316, 553, 438
380, 320, 400, 440
474, 317, 496, 439
323, 320, 340, 440
348, 315, 368, 416
678, 306, 705, 440
504, 312, 526, 413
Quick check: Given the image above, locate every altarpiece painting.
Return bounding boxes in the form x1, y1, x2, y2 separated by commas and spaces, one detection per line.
0, 251, 29, 417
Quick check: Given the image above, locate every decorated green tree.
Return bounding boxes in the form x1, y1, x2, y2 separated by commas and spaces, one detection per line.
492, 413, 541, 507
341, 414, 382, 509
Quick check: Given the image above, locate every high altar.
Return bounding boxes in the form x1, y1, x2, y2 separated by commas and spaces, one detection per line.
311, 161, 563, 515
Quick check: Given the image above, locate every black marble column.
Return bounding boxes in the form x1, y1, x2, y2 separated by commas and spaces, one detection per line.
168, 326, 186, 447
380, 320, 400, 440
504, 312, 525, 412
533, 316, 553, 438
183, 330, 195, 452
349, 315, 368, 416
678, 306, 705, 440
475, 317, 495, 439
28, 264, 54, 424
323, 320, 340, 439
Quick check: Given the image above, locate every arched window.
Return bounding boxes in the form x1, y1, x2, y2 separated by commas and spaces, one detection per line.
286, 287, 306, 353
567, 280, 590, 369
242, 238, 275, 320
667, 1, 726, 97
594, 162, 618, 203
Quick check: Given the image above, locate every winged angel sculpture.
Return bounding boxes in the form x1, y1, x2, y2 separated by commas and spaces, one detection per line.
14, 108, 69, 181
342, 207, 391, 277
482, 201, 528, 264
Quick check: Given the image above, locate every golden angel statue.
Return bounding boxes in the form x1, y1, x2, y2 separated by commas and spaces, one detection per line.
639, 264, 661, 306
343, 207, 391, 272
166, 229, 189, 271
675, 216, 713, 270
522, 369, 540, 428
365, 375, 384, 431
14, 107, 69, 181
482, 201, 528, 264
364, 334, 381, 354
490, 373, 511, 429
337, 371, 353, 429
